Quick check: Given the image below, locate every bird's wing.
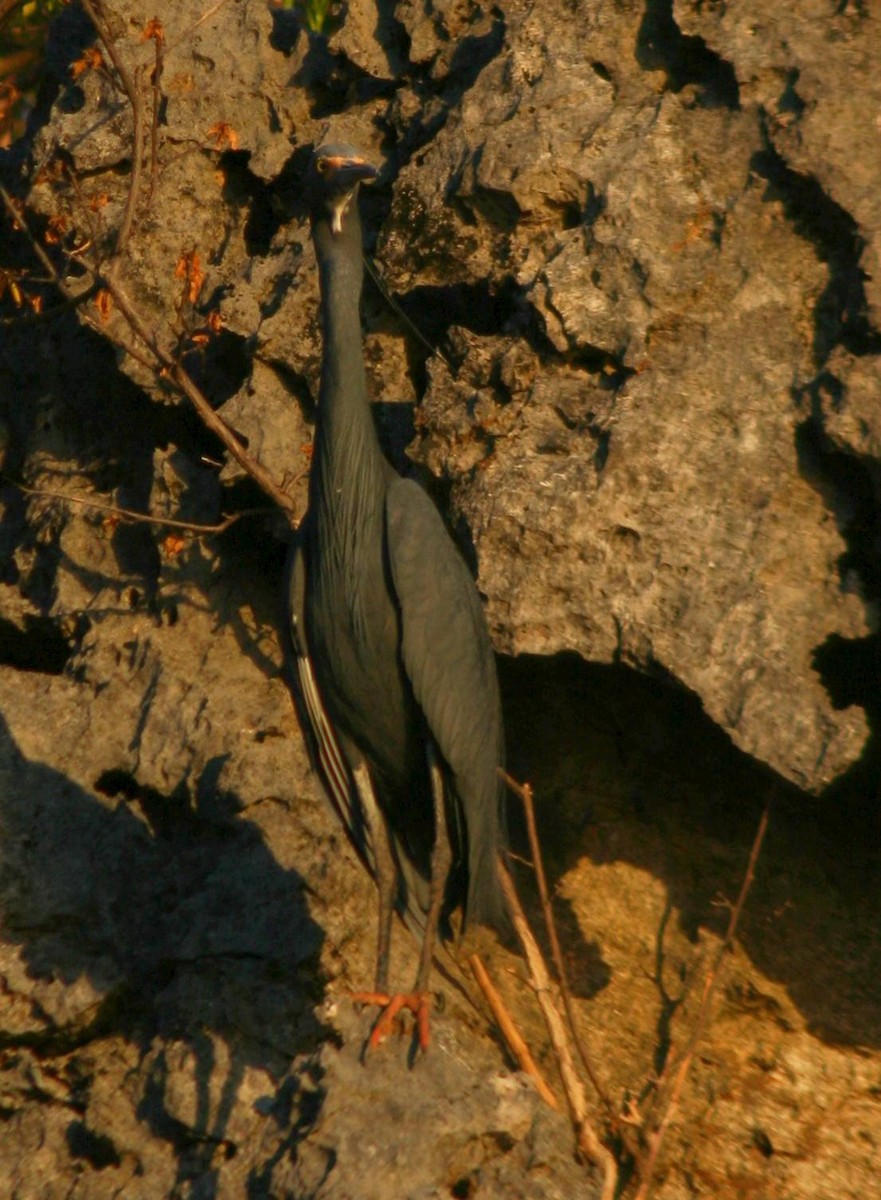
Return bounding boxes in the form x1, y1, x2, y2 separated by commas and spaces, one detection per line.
385, 478, 505, 926
287, 534, 377, 878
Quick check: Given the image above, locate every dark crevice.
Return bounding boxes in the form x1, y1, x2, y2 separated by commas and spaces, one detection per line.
66, 1121, 121, 1170
751, 138, 881, 361
94, 770, 203, 840
380, 9, 506, 173
0, 613, 73, 675
752, 125, 881, 807
269, 7, 305, 55
390, 278, 521, 344
366, 277, 523, 394
792, 409, 881, 811
514, 299, 636, 391
795, 405, 881, 601
458, 185, 521, 234
245, 144, 315, 255
438, 13, 506, 103
294, 37, 398, 120
181, 329, 252, 409
369, 0, 412, 75
777, 69, 806, 119
218, 149, 269, 249
636, 0, 740, 108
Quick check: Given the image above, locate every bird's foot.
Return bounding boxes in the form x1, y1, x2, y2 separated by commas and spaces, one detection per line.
350, 990, 432, 1054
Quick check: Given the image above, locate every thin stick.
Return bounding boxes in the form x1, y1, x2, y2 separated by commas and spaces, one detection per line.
100, 270, 298, 522
498, 858, 618, 1200
468, 953, 560, 1111
80, 0, 147, 253
0, 185, 155, 371
362, 256, 448, 363
502, 769, 610, 1108
147, 32, 162, 204
2, 184, 297, 523
633, 806, 770, 1200
3, 477, 273, 535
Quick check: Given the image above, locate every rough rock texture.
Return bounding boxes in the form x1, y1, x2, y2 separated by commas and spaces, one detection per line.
1, 0, 880, 1197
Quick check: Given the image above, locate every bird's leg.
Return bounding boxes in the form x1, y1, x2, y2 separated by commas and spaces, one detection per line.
409, 748, 453, 1050
351, 761, 396, 992
415, 748, 452, 993
362, 748, 452, 1054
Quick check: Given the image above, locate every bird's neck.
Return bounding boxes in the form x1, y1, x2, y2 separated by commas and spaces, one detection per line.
311, 214, 387, 530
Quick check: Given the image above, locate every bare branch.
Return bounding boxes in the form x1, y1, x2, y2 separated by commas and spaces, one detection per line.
3, 476, 274, 536
633, 806, 770, 1200
501, 769, 610, 1108
79, 1, 149, 253
2, 184, 298, 523
468, 953, 560, 1111
498, 858, 618, 1200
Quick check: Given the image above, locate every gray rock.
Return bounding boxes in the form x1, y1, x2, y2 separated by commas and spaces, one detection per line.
1, 0, 880, 1195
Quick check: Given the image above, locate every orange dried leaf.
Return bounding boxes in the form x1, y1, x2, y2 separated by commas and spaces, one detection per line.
163, 534, 186, 557
88, 193, 109, 212
207, 121, 239, 151
95, 288, 113, 323
300, 443, 314, 461
44, 213, 70, 245
190, 332, 209, 347
206, 310, 223, 333
142, 17, 165, 44
188, 252, 203, 302
27, 293, 43, 314
71, 47, 103, 80
174, 248, 204, 304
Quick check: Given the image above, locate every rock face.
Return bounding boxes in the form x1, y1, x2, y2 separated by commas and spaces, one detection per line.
1, 1, 880, 1197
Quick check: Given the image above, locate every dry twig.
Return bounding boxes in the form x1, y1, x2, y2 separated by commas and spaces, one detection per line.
468, 953, 560, 1111
3, 476, 275, 537
633, 806, 770, 1200
3, 3, 299, 526
498, 857, 618, 1200
502, 769, 610, 1108
0, 178, 297, 524
79, 1, 148, 253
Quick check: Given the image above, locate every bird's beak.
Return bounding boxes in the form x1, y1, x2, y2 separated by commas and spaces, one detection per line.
324, 154, 379, 188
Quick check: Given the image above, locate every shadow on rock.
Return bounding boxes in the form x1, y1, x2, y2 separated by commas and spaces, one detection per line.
499, 652, 881, 1049
0, 709, 329, 1197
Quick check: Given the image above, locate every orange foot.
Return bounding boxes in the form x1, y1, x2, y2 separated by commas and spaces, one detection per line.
349, 990, 432, 1053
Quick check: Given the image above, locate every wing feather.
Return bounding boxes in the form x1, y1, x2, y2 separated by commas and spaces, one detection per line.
385, 478, 505, 926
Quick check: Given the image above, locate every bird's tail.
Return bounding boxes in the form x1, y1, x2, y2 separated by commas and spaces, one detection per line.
464, 780, 510, 936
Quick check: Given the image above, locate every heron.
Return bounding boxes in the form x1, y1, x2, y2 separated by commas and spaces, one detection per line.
287, 142, 507, 1051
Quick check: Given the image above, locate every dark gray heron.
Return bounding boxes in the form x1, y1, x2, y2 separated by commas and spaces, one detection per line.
287, 142, 507, 1051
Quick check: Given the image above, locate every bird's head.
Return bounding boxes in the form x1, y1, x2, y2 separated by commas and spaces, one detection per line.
307, 142, 378, 236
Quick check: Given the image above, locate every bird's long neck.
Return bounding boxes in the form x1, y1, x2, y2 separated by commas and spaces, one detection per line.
310, 210, 387, 555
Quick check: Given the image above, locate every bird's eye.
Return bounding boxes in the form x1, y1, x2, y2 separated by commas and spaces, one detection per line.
316, 157, 329, 175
